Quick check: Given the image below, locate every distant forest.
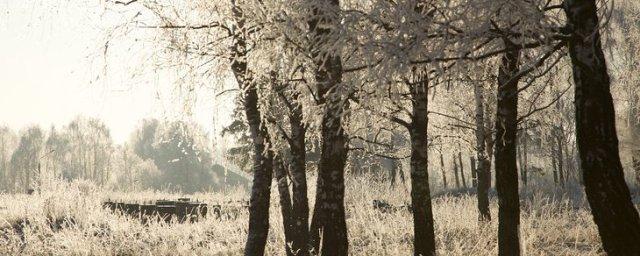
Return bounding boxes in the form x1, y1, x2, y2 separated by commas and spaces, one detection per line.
0, 117, 248, 193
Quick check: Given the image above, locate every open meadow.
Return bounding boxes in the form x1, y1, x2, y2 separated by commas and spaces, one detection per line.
0, 176, 619, 255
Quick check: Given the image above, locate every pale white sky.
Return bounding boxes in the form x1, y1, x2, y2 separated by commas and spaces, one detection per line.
0, 1, 235, 146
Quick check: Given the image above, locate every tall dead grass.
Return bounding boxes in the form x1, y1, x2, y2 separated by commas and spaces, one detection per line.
0, 175, 607, 255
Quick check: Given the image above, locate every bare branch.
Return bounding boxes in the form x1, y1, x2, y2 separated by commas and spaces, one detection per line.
112, 0, 138, 6
517, 85, 571, 123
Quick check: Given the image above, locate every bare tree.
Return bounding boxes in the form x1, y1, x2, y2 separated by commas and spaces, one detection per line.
473, 81, 491, 220
494, 39, 521, 256
307, 1, 350, 254
564, 0, 640, 253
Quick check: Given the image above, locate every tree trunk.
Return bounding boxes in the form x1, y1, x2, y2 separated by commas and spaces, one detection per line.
398, 161, 406, 187
408, 75, 436, 256
564, 0, 640, 253
309, 95, 349, 255
556, 133, 565, 188
474, 82, 491, 221
286, 90, 310, 256
494, 41, 521, 256
274, 157, 295, 256
308, 1, 349, 254
458, 152, 467, 188
389, 159, 397, 187
241, 81, 274, 256
470, 156, 477, 188
453, 154, 460, 189
551, 147, 558, 186
230, 6, 274, 254
564, 135, 576, 183
440, 150, 448, 189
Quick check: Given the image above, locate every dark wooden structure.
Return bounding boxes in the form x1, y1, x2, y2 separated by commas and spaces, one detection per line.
103, 198, 208, 223
103, 198, 250, 223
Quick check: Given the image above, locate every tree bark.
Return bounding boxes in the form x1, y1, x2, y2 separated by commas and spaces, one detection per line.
474, 82, 491, 221
390, 161, 398, 187
551, 146, 558, 185
230, 5, 274, 255
408, 75, 436, 256
241, 81, 274, 256
556, 132, 565, 188
274, 157, 295, 256
242, 81, 274, 256
307, 1, 349, 254
440, 150, 448, 189
458, 152, 467, 188
308, 94, 349, 255
398, 161, 406, 187
564, 0, 640, 254
564, 135, 576, 183
470, 156, 477, 188
453, 154, 460, 189
286, 92, 310, 256
494, 41, 521, 256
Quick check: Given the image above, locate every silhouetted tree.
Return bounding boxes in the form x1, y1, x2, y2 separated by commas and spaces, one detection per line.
494, 40, 521, 256
564, 0, 640, 253
307, 1, 350, 254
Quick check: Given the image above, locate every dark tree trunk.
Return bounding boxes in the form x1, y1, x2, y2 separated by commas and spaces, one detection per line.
564, 136, 576, 182
286, 93, 310, 256
276, 84, 310, 256
308, 1, 349, 254
551, 147, 559, 185
470, 156, 477, 188
453, 155, 460, 189
564, 0, 640, 253
458, 152, 467, 188
408, 76, 436, 256
229, 6, 274, 254
274, 157, 295, 256
556, 133, 565, 188
390, 160, 398, 187
242, 81, 274, 256
494, 41, 521, 256
397, 161, 407, 187
308, 95, 349, 255
485, 104, 495, 162
474, 82, 491, 221
440, 151, 448, 189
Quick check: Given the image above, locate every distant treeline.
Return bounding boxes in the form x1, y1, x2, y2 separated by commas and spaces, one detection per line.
0, 117, 248, 194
